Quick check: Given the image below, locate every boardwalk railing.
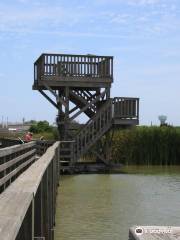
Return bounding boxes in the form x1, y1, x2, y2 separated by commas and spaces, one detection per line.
0, 141, 37, 193
0, 138, 21, 148
113, 97, 139, 119
34, 53, 113, 81
0, 141, 60, 240
36, 140, 55, 155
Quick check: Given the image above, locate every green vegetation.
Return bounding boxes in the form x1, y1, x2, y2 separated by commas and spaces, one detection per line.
29, 121, 53, 133
112, 126, 180, 165
29, 121, 58, 140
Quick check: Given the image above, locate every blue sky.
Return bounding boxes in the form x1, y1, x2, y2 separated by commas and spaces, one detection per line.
0, 0, 180, 125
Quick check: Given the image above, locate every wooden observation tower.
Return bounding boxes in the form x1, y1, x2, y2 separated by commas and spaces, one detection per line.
33, 53, 139, 171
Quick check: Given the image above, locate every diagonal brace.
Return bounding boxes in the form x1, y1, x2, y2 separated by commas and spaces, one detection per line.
70, 89, 108, 121
43, 83, 67, 107
39, 90, 58, 109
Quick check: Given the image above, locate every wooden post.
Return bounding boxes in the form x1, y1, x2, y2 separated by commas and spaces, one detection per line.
34, 183, 43, 238
64, 86, 70, 140
42, 170, 49, 239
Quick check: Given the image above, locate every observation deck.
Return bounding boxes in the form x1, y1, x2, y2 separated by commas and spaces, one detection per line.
33, 53, 113, 89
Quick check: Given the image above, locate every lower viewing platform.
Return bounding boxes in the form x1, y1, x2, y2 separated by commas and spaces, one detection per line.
112, 97, 139, 126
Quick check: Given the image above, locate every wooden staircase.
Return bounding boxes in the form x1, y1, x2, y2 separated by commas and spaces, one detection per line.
59, 98, 113, 171
74, 99, 112, 163
69, 90, 96, 118
59, 97, 140, 171
59, 100, 112, 170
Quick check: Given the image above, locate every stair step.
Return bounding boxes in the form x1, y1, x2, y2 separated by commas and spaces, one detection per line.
60, 154, 72, 158
74, 100, 113, 164
60, 148, 72, 151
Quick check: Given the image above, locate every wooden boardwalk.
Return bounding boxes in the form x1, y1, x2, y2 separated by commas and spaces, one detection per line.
0, 141, 60, 240
0, 141, 180, 240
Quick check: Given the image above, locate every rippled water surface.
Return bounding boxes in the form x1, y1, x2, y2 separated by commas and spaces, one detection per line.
54, 166, 180, 240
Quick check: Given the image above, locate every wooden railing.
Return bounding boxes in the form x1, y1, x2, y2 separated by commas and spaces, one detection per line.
0, 141, 60, 240
74, 97, 139, 161
36, 140, 55, 156
75, 100, 112, 160
0, 138, 21, 148
34, 53, 113, 81
0, 142, 37, 194
113, 97, 139, 119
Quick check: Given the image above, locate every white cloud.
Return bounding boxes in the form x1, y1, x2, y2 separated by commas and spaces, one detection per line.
95, 0, 161, 6
127, 0, 161, 6
110, 14, 131, 24
0, 0, 179, 40
17, 0, 29, 3
0, 5, 81, 31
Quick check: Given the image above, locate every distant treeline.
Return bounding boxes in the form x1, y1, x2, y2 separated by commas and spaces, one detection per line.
29, 121, 59, 140
111, 126, 180, 165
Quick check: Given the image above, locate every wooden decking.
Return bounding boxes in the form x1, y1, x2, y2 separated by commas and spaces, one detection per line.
33, 53, 113, 89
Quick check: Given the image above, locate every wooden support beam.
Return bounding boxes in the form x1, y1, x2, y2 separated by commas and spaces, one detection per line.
43, 83, 58, 98
91, 149, 105, 163
39, 90, 58, 109
69, 105, 79, 114
43, 83, 66, 107
70, 89, 108, 121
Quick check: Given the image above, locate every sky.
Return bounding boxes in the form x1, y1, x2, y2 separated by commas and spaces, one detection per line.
0, 0, 180, 125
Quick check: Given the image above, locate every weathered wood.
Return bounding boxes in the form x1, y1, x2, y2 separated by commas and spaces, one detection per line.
0, 192, 33, 240
33, 78, 112, 89
0, 149, 36, 172
70, 89, 107, 121
74, 100, 112, 162
0, 155, 35, 187
0, 142, 37, 192
0, 142, 35, 158
33, 52, 139, 168
34, 54, 113, 81
113, 97, 139, 120
0, 141, 60, 240
39, 90, 59, 109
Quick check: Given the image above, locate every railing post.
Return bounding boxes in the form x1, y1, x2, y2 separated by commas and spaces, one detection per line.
42, 169, 49, 239
137, 98, 139, 120
41, 54, 45, 78
32, 197, 35, 240
34, 183, 44, 238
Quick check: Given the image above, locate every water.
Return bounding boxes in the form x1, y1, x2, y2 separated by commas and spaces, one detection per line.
54, 166, 180, 240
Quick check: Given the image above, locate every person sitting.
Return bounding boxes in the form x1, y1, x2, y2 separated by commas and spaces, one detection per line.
24, 132, 33, 142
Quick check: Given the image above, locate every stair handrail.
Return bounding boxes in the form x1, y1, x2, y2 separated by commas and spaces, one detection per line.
74, 99, 113, 159
76, 99, 112, 134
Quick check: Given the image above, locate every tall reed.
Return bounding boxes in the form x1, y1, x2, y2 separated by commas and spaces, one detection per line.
111, 126, 180, 165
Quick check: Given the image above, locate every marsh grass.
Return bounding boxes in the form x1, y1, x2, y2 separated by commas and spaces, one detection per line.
112, 126, 180, 165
